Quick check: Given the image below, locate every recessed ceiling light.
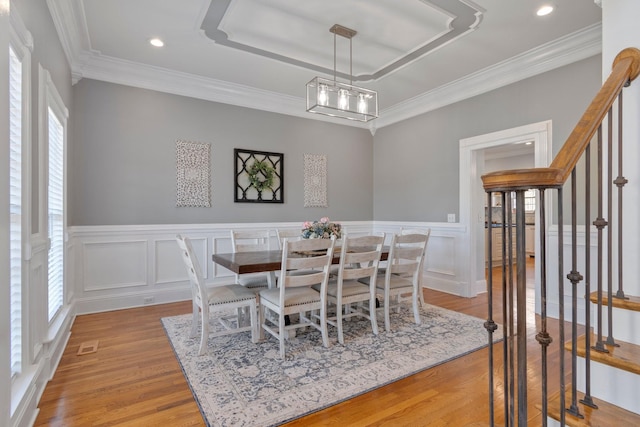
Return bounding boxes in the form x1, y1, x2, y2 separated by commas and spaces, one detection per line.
537, 5, 554, 16
525, 141, 533, 145
149, 38, 164, 47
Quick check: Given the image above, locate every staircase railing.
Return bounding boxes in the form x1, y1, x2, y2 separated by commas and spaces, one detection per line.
481, 47, 640, 426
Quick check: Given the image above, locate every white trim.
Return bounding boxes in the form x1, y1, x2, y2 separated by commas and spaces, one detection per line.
9, 10, 36, 424
377, 24, 601, 128
38, 63, 71, 334
9, 6, 33, 53
459, 121, 553, 299
47, 0, 601, 130
68, 221, 470, 314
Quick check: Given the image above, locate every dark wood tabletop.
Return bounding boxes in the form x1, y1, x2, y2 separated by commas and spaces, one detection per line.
212, 247, 389, 275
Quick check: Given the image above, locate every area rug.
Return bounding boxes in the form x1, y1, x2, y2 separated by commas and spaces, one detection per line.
162, 304, 496, 427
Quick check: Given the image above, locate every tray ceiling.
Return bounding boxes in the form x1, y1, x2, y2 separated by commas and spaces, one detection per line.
48, 0, 602, 129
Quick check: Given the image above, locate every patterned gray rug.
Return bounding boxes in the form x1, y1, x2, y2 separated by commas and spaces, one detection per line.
162, 304, 494, 427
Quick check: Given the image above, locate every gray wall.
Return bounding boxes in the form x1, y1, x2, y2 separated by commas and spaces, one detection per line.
70, 80, 374, 225
372, 54, 602, 221
70, 55, 602, 226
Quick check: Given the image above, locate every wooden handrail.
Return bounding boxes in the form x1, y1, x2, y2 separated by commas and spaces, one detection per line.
482, 47, 640, 192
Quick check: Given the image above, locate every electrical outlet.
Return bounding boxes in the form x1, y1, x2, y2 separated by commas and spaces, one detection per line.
447, 213, 456, 223
143, 296, 155, 305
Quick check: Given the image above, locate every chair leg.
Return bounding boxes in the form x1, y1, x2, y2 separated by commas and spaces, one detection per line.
413, 287, 421, 325
191, 301, 199, 338
259, 303, 266, 341
369, 297, 379, 336
249, 302, 259, 343
337, 301, 344, 345
198, 307, 209, 356
320, 304, 330, 348
384, 289, 391, 332
278, 312, 286, 359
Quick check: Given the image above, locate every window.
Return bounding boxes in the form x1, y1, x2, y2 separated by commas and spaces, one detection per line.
9, 45, 23, 376
47, 107, 64, 320
524, 189, 536, 212
40, 66, 68, 323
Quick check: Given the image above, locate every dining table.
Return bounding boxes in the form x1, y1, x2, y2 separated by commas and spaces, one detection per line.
212, 246, 389, 288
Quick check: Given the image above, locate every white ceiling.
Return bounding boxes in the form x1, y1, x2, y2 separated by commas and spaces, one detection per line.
47, 0, 602, 130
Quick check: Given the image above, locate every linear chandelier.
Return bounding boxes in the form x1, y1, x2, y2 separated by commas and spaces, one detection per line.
306, 24, 378, 122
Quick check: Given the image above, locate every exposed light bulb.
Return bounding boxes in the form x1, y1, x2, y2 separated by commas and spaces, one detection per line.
338, 89, 349, 110
318, 84, 328, 106
357, 93, 368, 114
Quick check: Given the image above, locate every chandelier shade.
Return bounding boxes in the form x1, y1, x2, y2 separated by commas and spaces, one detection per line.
305, 24, 378, 122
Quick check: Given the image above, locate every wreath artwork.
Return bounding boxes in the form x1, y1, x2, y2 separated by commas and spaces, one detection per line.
248, 160, 275, 192
234, 149, 283, 203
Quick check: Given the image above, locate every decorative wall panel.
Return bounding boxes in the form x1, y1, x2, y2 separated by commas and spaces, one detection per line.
303, 154, 327, 207
83, 240, 147, 290
176, 139, 211, 207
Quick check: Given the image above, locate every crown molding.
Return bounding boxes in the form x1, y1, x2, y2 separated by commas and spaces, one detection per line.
376, 23, 602, 128
10, 6, 34, 52
47, 0, 601, 132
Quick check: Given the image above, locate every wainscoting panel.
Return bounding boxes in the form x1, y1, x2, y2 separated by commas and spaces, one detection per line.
70, 221, 467, 314
425, 235, 456, 276
83, 240, 148, 291
153, 237, 212, 285
373, 221, 468, 296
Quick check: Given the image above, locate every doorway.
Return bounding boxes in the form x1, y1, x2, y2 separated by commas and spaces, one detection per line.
459, 121, 552, 314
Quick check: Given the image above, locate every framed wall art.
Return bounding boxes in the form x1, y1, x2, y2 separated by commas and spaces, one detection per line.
176, 139, 211, 207
234, 148, 284, 203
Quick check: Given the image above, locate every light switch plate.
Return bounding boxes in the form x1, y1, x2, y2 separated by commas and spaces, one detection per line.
447, 213, 456, 223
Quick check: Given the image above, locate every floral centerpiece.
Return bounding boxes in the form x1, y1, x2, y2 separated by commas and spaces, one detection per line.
301, 217, 342, 239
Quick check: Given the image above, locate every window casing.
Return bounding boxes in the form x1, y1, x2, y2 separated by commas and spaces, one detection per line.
47, 108, 64, 320
9, 45, 23, 378
39, 65, 68, 325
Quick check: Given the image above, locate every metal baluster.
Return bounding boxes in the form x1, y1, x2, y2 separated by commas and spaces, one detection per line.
614, 91, 629, 300
536, 190, 552, 427
605, 108, 620, 348
557, 187, 566, 426
593, 125, 609, 353
581, 144, 597, 408
566, 170, 584, 419
515, 190, 527, 426
503, 192, 514, 427
485, 192, 498, 426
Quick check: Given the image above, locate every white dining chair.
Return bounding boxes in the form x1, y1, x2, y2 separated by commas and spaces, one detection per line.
360, 231, 429, 332
259, 237, 335, 359
276, 228, 302, 249
230, 229, 272, 289
175, 234, 259, 355
318, 233, 384, 344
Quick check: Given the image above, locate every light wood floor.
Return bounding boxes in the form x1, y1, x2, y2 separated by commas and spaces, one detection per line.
35, 259, 565, 426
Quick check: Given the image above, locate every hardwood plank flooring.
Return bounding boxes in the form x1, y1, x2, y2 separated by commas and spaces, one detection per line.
35, 259, 562, 426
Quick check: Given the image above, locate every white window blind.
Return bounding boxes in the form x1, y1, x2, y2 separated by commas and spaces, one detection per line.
9, 46, 23, 376
48, 107, 64, 321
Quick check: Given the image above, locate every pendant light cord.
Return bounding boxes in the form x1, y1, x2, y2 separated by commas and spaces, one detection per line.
333, 31, 337, 83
